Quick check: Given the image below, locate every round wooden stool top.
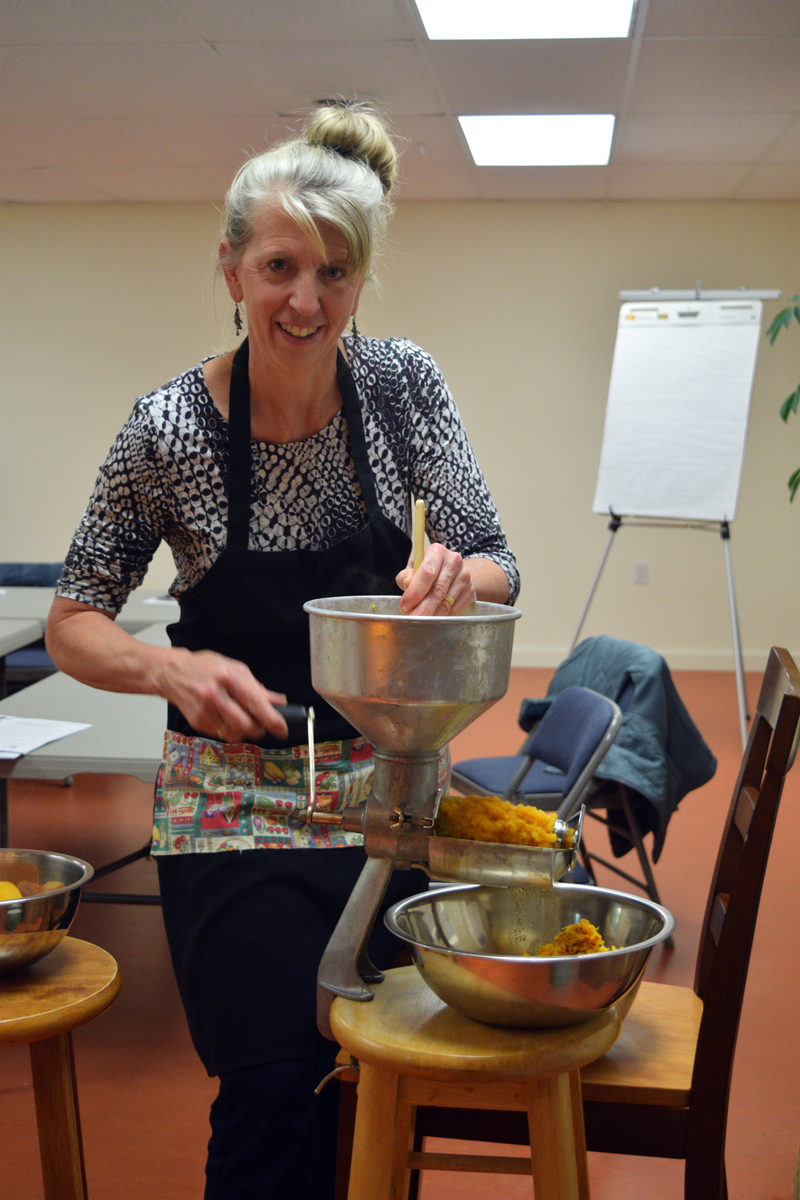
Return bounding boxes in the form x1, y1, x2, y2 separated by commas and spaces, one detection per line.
0, 936, 121, 1049
330, 965, 620, 1082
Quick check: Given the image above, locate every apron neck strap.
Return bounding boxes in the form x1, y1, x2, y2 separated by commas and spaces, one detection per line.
226, 338, 253, 551
336, 349, 380, 517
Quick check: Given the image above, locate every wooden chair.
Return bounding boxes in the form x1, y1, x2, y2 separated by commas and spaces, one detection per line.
339, 646, 800, 1200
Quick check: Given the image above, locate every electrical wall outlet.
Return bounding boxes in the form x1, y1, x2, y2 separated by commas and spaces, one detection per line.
633, 560, 648, 585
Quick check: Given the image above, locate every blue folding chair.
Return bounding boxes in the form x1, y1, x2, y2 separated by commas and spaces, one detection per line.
450, 683, 623, 821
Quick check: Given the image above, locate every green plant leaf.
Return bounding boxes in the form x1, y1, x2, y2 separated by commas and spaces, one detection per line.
767, 307, 795, 344
780, 386, 800, 422
789, 468, 800, 502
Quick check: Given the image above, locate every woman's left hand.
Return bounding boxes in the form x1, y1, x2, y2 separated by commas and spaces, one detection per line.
396, 544, 477, 616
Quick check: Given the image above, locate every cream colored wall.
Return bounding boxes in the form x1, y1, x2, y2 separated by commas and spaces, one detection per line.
1, 200, 798, 670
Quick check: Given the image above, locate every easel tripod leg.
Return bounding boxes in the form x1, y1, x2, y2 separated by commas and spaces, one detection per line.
571, 515, 622, 652
720, 522, 748, 748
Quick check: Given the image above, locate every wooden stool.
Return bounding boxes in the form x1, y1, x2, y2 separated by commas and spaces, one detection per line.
330, 965, 620, 1200
0, 936, 121, 1200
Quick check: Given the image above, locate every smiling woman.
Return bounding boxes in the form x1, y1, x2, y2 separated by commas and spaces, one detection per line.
211, 208, 365, 442
45, 99, 519, 1200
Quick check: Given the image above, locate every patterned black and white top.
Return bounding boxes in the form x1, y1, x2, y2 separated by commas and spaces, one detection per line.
58, 337, 519, 612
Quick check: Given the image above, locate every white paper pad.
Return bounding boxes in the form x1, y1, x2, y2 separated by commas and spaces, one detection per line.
0, 714, 91, 759
143, 594, 178, 606
593, 300, 762, 522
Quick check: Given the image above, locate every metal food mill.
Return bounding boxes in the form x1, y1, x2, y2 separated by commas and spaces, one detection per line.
300, 595, 585, 1039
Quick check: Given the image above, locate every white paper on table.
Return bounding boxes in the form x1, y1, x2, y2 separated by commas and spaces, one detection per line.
0, 715, 91, 759
143, 594, 178, 605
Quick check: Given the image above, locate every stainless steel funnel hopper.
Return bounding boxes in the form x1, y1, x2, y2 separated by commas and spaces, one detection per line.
305, 596, 520, 754
304, 596, 521, 1038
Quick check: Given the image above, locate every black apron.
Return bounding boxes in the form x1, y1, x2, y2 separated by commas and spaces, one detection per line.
166, 338, 411, 746
156, 339, 425, 1075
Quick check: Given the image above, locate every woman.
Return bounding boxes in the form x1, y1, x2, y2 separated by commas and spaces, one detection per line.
47, 102, 519, 1199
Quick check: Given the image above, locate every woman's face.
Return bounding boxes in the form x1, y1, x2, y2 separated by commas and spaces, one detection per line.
221, 205, 364, 375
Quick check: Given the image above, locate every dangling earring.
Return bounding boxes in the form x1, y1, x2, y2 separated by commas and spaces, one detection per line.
234, 303, 243, 337
350, 314, 361, 353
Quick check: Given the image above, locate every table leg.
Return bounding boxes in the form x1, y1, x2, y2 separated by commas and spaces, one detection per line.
347, 1062, 399, 1200
29, 1032, 87, 1200
526, 1071, 581, 1200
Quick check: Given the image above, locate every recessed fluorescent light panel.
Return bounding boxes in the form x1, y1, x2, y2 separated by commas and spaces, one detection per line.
459, 115, 616, 166
414, 0, 636, 39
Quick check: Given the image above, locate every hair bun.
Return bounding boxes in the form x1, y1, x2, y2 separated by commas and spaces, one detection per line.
304, 100, 399, 196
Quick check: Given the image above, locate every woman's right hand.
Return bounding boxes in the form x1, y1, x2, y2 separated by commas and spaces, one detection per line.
164, 648, 289, 744
46, 597, 289, 744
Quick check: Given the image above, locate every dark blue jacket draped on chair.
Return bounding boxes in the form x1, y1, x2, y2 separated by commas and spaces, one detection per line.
547, 635, 717, 861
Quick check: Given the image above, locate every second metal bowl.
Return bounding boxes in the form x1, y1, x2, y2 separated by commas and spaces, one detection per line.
0, 848, 94, 977
385, 882, 674, 1028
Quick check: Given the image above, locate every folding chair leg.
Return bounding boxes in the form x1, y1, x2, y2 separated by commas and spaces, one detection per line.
617, 788, 673, 949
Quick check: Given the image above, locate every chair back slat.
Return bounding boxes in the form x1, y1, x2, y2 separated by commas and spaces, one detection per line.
707, 893, 728, 946
733, 786, 757, 841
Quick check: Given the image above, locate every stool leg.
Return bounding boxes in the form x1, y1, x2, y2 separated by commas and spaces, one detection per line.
569, 1068, 591, 1200
526, 1071, 581, 1200
29, 1032, 87, 1200
347, 1062, 399, 1200
389, 1094, 416, 1200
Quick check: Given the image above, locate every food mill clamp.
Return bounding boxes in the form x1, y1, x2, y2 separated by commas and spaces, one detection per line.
302, 596, 581, 1040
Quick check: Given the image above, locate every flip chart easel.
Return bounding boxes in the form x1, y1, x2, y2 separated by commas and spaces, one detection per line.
573, 288, 779, 747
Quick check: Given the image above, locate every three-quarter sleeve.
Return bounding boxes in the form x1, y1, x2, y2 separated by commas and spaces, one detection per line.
58, 403, 168, 613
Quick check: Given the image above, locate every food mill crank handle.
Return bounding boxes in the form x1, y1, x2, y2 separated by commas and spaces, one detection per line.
316, 856, 395, 1042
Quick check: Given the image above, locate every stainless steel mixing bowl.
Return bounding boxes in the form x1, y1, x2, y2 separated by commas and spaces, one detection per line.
385, 882, 675, 1028
0, 848, 94, 976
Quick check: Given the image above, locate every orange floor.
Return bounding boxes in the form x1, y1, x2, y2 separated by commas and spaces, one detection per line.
1, 664, 798, 1199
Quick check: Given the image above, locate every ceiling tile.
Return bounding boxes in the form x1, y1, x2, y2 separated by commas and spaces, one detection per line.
471, 166, 611, 201
0, 49, 97, 119
168, 0, 413, 42
425, 40, 632, 114
0, 147, 35, 169
0, 167, 114, 201
614, 113, 795, 163
0, 118, 180, 169
629, 38, 800, 113
606, 162, 753, 199
215, 39, 440, 116
0, 0, 195, 44
734, 163, 800, 199
6, 42, 270, 119
764, 115, 800, 163
66, 166, 225, 202
395, 165, 483, 201
116, 116, 290, 169
644, 0, 800, 39
392, 115, 468, 167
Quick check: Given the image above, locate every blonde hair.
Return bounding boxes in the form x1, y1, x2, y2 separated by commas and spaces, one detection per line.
220, 101, 399, 277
